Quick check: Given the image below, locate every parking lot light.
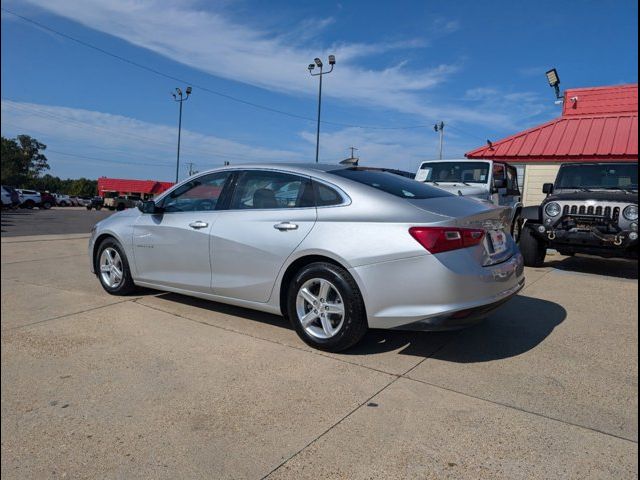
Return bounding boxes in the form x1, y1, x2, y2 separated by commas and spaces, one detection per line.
546, 68, 561, 99
308, 55, 336, 163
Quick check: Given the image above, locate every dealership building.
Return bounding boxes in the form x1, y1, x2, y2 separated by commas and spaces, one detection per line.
97, 177, 174, 199
466, 84, 638, 206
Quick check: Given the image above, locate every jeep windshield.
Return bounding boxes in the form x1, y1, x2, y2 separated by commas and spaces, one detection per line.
555, 164, 638, 191
417, 161, 490, 184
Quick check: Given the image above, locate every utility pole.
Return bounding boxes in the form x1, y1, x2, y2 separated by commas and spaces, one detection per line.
172, 86, 192, 182
349, 146, 358, 160
434, 121, 445, 160
308, 55, 336, 163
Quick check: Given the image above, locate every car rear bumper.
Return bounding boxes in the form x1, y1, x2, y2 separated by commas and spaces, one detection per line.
351, 249, 525, 330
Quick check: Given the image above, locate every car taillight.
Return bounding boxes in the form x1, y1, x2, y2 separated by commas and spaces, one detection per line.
409, 227, 485, 254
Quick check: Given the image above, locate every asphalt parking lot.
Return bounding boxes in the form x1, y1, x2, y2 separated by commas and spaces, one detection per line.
1, 207, 113, 237
1, 212, 637, 478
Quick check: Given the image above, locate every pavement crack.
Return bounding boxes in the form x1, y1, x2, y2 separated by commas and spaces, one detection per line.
133, 299, 399, 378
260, 377, 400, 480
1, 254, 85, 265
5, 298, 139, 331
400, 375, 638, 445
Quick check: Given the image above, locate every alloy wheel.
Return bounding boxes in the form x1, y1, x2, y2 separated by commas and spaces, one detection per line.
99, 247, 124, 288
295, 278, 345, 339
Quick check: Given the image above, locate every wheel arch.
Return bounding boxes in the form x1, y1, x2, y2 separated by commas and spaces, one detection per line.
521, 205, 542, 223
277, 253, 354, 318
92, 232, 128, 271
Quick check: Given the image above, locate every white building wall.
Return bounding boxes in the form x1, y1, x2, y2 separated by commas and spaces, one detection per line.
513, 163, 561, 206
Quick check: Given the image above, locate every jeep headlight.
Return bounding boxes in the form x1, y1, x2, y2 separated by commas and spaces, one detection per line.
623, 205, 638, 221
545, 202, 561, 217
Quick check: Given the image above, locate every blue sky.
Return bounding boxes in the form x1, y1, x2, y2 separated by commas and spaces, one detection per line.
1, 0, 637, 182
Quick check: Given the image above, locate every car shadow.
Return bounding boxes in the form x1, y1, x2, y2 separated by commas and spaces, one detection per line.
545, 255, 637, 280
154, 292, 565, 362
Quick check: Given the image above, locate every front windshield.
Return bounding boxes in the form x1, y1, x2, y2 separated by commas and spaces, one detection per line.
555, 164, 638, 190
417, 162, 490, 184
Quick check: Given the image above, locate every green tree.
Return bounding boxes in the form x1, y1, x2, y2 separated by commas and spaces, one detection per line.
1, 135, 50, 186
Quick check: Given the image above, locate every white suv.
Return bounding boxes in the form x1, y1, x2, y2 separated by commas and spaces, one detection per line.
16, 189, 42, 209
54, 194, 72, 206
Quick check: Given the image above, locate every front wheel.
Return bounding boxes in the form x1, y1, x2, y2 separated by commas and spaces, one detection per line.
287, 262, 368, 352
41, 202, 52, 210
95, 238, 137, 295
520, 225, 547, 267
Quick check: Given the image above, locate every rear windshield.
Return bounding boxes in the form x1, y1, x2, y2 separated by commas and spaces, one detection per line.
329, 168, 453, 199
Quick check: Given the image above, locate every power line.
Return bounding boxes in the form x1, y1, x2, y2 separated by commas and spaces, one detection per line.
0, 6, 484, 137
4, 102, 263, 161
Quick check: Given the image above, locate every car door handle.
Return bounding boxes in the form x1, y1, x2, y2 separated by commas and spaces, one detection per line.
274, 222, 298, 231
189, 221, 209, 229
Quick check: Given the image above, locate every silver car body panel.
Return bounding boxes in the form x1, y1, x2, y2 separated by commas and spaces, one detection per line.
89, 163, 525, 330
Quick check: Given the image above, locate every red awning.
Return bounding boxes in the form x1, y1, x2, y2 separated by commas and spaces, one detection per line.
467, 84, 638, 163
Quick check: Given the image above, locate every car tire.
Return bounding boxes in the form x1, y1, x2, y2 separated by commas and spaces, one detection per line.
41, 202, 52, 210
24, 200, 35, 209
520, 224, 546, 267
86, 206, 92, 210
287, 262, 368, 352
94, 238, 137, 295
116, 203, 125, 211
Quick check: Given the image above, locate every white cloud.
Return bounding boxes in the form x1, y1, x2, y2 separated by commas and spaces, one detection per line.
1, 99, 302, 179
15, 0, 526, 127
18, 0, 444, 112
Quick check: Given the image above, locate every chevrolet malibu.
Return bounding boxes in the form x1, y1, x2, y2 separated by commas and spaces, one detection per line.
89, 164, 525, 352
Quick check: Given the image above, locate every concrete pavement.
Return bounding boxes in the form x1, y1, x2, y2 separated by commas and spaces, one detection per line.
1, 234, 637, 479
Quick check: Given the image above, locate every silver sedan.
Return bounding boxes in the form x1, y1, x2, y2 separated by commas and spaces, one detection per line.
89, 164, 524, 351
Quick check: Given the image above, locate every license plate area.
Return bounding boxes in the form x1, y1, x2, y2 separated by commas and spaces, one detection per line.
488, 230, 508, 255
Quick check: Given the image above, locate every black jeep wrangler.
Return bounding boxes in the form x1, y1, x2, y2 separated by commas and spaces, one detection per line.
520, 162, 638, 267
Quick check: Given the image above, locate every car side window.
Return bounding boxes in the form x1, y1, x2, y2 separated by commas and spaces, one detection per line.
506, 166, 520, 195
230, 171, 313, 210
314, 182, 343, 206
162, 172, 231, 212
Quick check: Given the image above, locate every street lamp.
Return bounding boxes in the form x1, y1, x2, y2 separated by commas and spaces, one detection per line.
308, 55, 335, 163
172, 86, 192, 182
546, 68, 561, 99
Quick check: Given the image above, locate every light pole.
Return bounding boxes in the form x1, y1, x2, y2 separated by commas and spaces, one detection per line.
308, 55, 335, 163
172, 86, 192, 182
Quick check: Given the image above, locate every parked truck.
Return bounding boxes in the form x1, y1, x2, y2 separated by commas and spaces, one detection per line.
415, 159, 524, 240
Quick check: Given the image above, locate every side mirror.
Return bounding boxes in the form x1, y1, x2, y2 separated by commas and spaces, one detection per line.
138, 200, 162, 214
542, 183, 554, 195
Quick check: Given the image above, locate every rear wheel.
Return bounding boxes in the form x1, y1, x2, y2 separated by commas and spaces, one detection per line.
23, 200, 35, 209
287, 262, 368, 352
95, 238, 136, 295
41, 201, 52, 210
520, 224, 547, 267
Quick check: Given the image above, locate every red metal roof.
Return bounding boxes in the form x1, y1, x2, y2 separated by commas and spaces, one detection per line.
466, 84, 638, 163
97, 177, 174, 195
